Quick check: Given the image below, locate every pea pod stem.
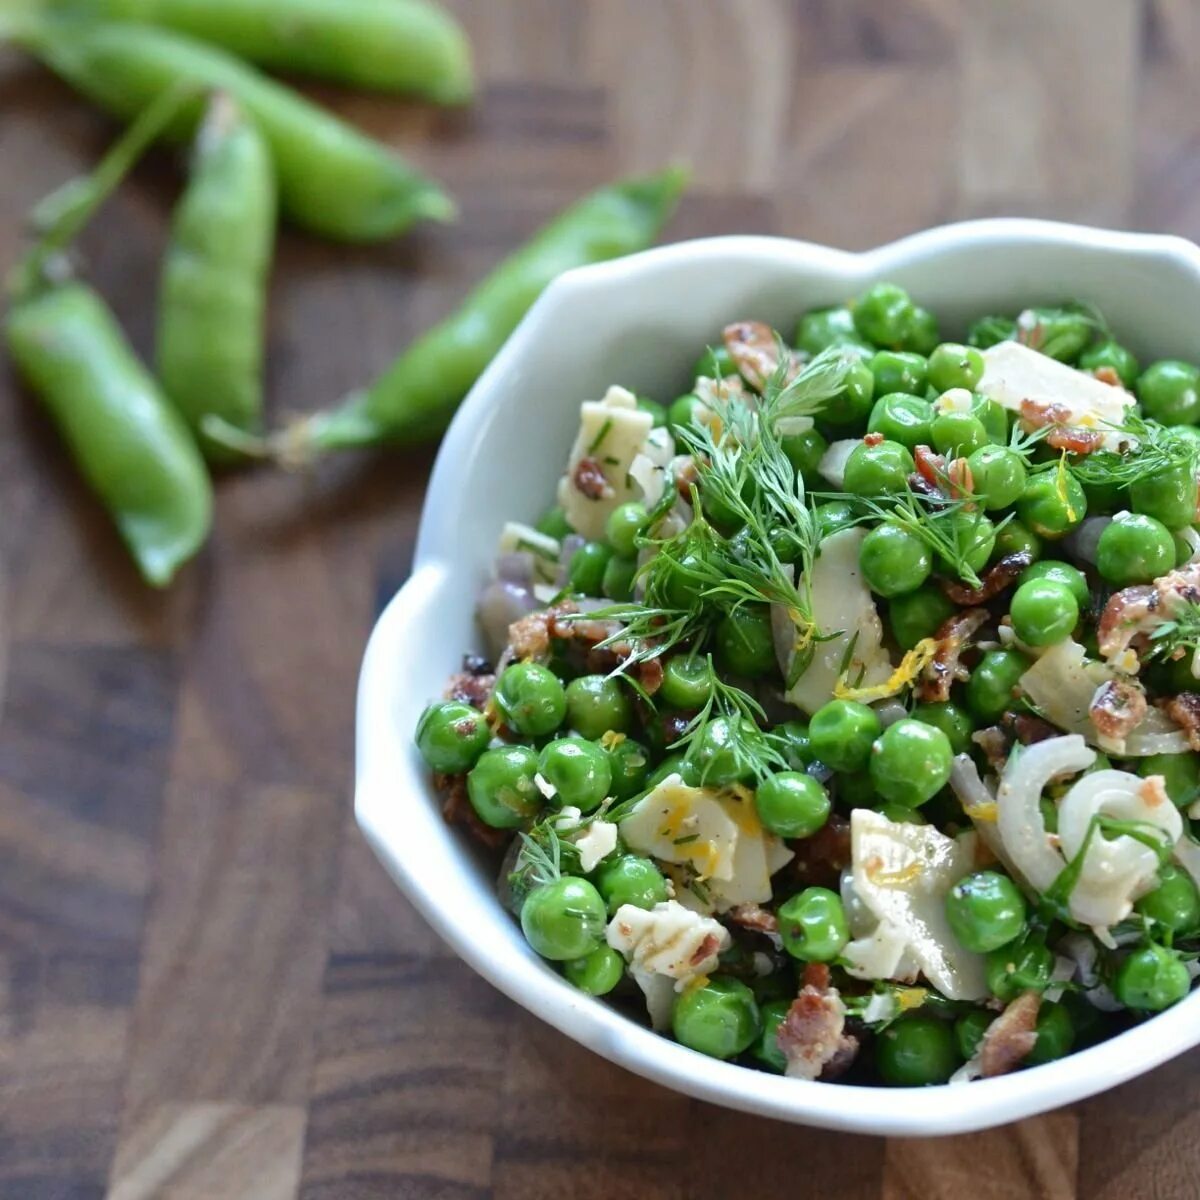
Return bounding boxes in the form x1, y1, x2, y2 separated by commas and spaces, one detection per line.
247, 166, 689, 464
12, 16, 456, 241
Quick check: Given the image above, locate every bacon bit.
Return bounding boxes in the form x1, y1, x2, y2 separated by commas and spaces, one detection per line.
914, 444, 946, 492
436, 773, 507, 850
689, 932, 722, 967
946, 456, 974, 498
445, 654, 496, 707
786, 814, 852, 889
917, 607, 988, 703
507, 600, 577, 662
1166, 692, 1200, 751
1019, 398, 1074, 428
729, 902, 780, 936
802, 962, 831, 991
1089, 678, 1149, 741
941, 551, 1033, 606
1005, 711, 1060, 745
722, 320, 799, 391
777, 974, 858, 1081
637, 655, 665, 696
864, 431, 885, 448
1097, 584, 1158, 658
1139, 775, 1171, 808
1017, 399, 1105, 456
1046, 426, 1105, 455
980, 991, 1041, 1078
675, 456, 700, 501
973, 725, 1012, 774
1092, 366, 1123, 387
573, 456, 613, 501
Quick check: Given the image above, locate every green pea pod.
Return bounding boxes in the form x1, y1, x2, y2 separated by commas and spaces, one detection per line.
43, 0, 473, 104
6, 282, 213, 586
157, 91, 276, 461
253, 166, 688, 461
11, 16, 455, 241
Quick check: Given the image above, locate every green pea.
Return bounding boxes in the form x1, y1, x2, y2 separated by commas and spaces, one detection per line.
932, 412, 989, 459
868, 392, 935, 449
1137, 753, 1200, 809
692, 344, 736, 381
810, 699, 881, 773
1096, 512, 1175, 586
601, 554, 638, 601
954, 1010, 993, 1061
967, 314, 1016, 350
672, 977, 761, 1060
910, 701, 974, 756
716, 605, 777, 678
495, 662, 567, 737
904, 306, 940, 356
992, 518, 1042, 564
415, 700, 490, 774
928, 342, 985, 392
985, 939, 1054, 1003
1135, 864, 1200, 933
1130, 463, 1199, 531
564, 674, 632, 739
934, 509, 996, 576
538, 738, 612, 812
1080, 339, 1139, 388
467, 745, 542, 828
521, 877, 607, 961
766, 720, 814, 771
853, 282, 916, 348
689, 715, 753, 786
1113, 944, 1191, 1011
605, 501, 648, 556
859, 522, 932, 597
777, 887, 849, 962
971, 394, 1011, 445
945, 870, 1027, 954
667, 393, 706, 437
755, 772, 830, 839
870, 350, 928, 397
564, 944, 625, 996
843, 440, 915, 498
730, 523, 803, 567
967, 445, 1027, 511
567, 540, 614, 596
646, 753, 690, 789
781, 427, 829, 486
658, 657, 713, 710
605, 737, 652, 800
815, 498, 862, 539
1010, 578, 1079, 646
817, 357, 876, 433
888, 585, 956, 650
1138, 360, 1200, 426
1026, 1001, 1075, 1066
751, 998, 791, 1072
1080, 475, 1126, 518
877, 1015, 959, 1086
1175, 529, 1196, 568
1015, 307, 1093, 363
839, 770, 879, 809
651, 549, 707, 611
1018, 560, 1089, 609
1017, 470, 1087, 539
796, 305, 857, 355
636, 396, 668, 427
966, 649, 1030, 723
869, 719, 953, 807
535, 505, 574, 540
594, 854, 668, 915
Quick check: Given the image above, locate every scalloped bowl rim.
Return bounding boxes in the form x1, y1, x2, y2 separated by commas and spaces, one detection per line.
357, 219, 1200, 1137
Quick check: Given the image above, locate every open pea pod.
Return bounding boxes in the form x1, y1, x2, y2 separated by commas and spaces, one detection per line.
5, 90, 212, 586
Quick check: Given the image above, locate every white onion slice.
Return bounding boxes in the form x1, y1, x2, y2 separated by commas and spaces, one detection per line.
816, 438, 860, 490
1063, 516, 1112, 567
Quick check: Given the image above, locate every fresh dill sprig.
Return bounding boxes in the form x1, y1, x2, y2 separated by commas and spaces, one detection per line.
1069, 414, 1200, 489
767, 343, 858, 426
1144, 599, 1200, 667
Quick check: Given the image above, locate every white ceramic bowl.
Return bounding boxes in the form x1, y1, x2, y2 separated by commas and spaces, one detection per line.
356, 220, 1200, 1137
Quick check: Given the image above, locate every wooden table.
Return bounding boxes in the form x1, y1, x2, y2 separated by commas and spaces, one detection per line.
2, 1, 1199, 1196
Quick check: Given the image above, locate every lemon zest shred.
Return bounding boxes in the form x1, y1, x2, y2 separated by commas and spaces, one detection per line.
600, 729, 627, 751
866, 859, 924, 887
897, 987, 928, 1012
833, 638, 939, 703
1056, 450, 1077, 521
968, 800, 999, 824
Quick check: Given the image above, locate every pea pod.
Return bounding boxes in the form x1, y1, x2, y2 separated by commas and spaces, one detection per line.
11, 17, 454, 241
5, 93, 212, 586
44, 0, 473, 104
248, 166, 688, 461
157, 91, 276, 460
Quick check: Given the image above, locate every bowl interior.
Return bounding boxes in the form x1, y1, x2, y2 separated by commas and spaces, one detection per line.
357, 223, 1200, 1136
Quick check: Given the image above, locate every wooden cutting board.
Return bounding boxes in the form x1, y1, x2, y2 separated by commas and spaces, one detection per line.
1, 1, 1197, 1196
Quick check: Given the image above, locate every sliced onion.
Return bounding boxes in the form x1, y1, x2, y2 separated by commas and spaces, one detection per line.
875, 699, 907, 728
496, 551, 536, 586
478, 580, 537, 657
1174, 833, 1200, 889
817, 438, 860, 489
1063, 516, 1112, 567
949, 753, 1012, 872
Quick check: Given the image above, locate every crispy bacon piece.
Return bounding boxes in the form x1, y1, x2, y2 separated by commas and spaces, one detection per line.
1005, 712, 1059, 745
507, 600, 576, 661
689, 932, 722, 967
637, 655, 665, 696
573, 456, 613, 501
980, 991, 1041, 1078
729, 903, 780, 937
1166, 692, 1200, 751
776, 969, 858, 1081
1089, 679, 1149, 742
1046, 426, 1105, 455
941, 551, 1034, 606
786, 813, 852, 890
1092, 365, 1123, 388
972, 725, 1012, 774
946, 456, 974, 498
1017, 399, 1105, 456
436, 773, 507, 850
914, 444, 946, 492
722, 320, 798, 390
864, 431, 885, 448
445, 653, 496, 708
1019, 397, 1074, 427
917, 607, 988, 702
1098, 563, 1200, 659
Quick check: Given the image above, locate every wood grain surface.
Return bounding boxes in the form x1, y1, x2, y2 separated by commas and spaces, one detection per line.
2, 1, 1199, 1196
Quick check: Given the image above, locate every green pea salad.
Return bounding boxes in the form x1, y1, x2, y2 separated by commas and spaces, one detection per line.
415, 283, 1200, 1087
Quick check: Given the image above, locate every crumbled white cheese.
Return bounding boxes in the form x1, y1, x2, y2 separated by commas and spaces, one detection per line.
536, 774, 560, 801
847, 809, 988, 1001
497, 521, 560, 583
932, 387, 973, 415
574, 819, 618, 872
606, 900, 731, 1029
557, 385, 654, 539
978, 340, 1134, 451
816, 439, 860, 489
783, 528, 894, 715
